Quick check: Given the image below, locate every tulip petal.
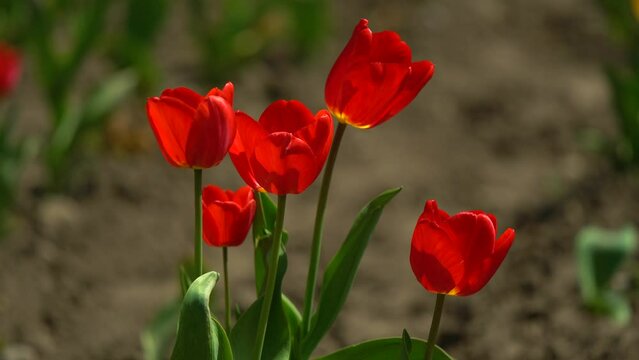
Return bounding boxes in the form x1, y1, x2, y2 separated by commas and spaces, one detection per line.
232, 186, 255, 209
259, 100, 316, 134
185, 95, 236, 168
370, 30, 412, 64
294, 110, 334, 163
420, 200, 450, 223
202, 185, 230, 203
335, 63, 411, 128
325, 19, 434, 129
202, 185, 256, 247
207, 82, 234, 105
160, 87, 202, 109
0, 44, 21, 97
325, 19, 373, 114
445, 212, 496, 266
250, 132, 318, 194
230, 112, 267, 190
410, 220, 464, 294
468, 210, 497, 233
381, 60, 435, 121
203, 201, 240, 247
457, 228, 516, 296
146, 96, 196, 167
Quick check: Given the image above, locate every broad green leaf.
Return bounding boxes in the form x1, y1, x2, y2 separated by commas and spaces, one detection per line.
283, 294, 302, 335
576, 225, 637, 324
301, 188, 401, 358
171, 272, 221, 360
230, 295, 291, 360
314, 337, 453, 360
141, 299, 180, 360
213, 318, 234, 360
232, 235, 291, 359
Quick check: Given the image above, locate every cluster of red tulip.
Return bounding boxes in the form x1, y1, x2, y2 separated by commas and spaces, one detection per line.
147, 19, 515, 360
0, 43, 21, 98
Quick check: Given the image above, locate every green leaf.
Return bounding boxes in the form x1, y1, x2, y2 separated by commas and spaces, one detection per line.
81, 70, 138, 128
141, 299, 181, 360
401, 329, 412, 359
179, 266, 192, 298
314, 337, 453, 360
178, 259, 201, 298
213, 318, 234, 360
170, 271, 222, 360
576, 225, 638, 324
283, 294, 302, 335
301, 187, 402, 358
230, 295, 291, 360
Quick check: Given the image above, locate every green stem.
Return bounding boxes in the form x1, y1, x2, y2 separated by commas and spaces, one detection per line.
301, 122, 347, 334
425, 294, 446, 360
255, 189, 268, 231
253, 194, 287, 360
194, 169, 203, 276
223, 247, 231, 332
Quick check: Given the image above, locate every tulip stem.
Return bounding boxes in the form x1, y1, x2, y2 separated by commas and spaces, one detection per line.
253, 194, 287, 360
302, 122, 347, 335
223, 247, 231, 332
194, 169, 203, 276
425, 294, 446, 360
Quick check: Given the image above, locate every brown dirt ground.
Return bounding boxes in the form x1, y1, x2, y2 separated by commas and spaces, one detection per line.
2, 0, 638, 359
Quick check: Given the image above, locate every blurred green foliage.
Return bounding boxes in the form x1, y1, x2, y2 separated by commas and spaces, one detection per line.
0, 0, 143, 190
597, 0, 639, 166
0, 105, 27, 236
576, 225, 638, 324
109, 0, 169, 92
187, 0, 330, 83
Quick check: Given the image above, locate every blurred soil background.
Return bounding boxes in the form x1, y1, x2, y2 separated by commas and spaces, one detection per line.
1, 0, 639, 359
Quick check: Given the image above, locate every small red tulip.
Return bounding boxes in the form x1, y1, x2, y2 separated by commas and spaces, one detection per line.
202, 185, 256, 247
230, 100, 333, 195
325, 19, 435, 129
410, 200, 515, 296
146, 83, 236, 169
0, 43, 21, 98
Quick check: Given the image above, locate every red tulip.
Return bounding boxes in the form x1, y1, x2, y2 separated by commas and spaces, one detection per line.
325, 19, 435, 129
410, 200, 515, 296
146, 83, 236, 168
202, 185, 256, 247
230, 100, 333, 195
0, 43, 21, 97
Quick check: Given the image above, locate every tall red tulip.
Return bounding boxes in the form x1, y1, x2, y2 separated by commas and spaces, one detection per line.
0, 43, 21, 98
325, 19, 435, 129
146, 83, 236, 168
202, 185, 256, 247
230, 100, 333, 195
410, 200, 515, 296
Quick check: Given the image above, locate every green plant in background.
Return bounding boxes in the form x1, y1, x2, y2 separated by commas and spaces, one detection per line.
576, 225, 638, 324
109, 0, 169, 93
187, 0, 329, 83
0, 40, 25, 238
595, 0, 639, 166
0, 107, 27, 237
0, 0, 29, 45
23, 0, 138, 189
